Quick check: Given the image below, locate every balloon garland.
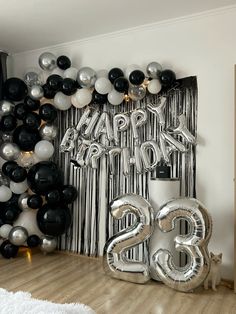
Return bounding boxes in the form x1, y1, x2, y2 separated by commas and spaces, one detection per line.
0, 51, 181, 259
0, 58, 79, 258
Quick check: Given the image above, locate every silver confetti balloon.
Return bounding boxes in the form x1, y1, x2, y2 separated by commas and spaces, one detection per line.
18, 193, 30, 211
9, 226, 28, 246
0, 100, 14, 116
40, 236, 57, 253
153, 198, 212, 292
146, 62, 162, 78
103, 193, 154, 284
0, 142, 20, 161
29, 85, 44, 100
39, 123, 58, 141
77, 67, 97, 88
38, 52, 57, 71
128, 85, 146, 101
24, 71, 42, 87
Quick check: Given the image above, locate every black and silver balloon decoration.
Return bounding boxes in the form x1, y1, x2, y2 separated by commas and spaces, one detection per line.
0, 68, 78, 258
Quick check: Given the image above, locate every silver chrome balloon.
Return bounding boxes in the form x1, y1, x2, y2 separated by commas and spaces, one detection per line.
24, 71, 42, 87
94, 112, 114, 141
60, 127, 78, 153
0, 100, 14, 116
130, 108, 147, 141
38, 52, 57, 71
153, 198, 212, 292
85, 142, 105, 169
113, 113, 130, 145
77, 67, 97, 88
147, 96, 167, 126
168, 114, 197, 144
0, 142, 20, 161
140, 140, 161, 171
29, 85, 44, 100
103, 193, 154, 284
75, 107, 100, 138
8, 226, 28, 246
146, 62, 162, 78
40, 236, 57, 253
109, 147, 122, 175
18, 193, 30, 211
39, 123, 58, 141
128, 85, 146, 101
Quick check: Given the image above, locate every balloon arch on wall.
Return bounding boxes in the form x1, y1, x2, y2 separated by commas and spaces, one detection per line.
0, 52, 212, 292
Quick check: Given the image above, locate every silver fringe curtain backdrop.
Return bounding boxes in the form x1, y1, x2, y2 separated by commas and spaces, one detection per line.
54, 76, 198, 257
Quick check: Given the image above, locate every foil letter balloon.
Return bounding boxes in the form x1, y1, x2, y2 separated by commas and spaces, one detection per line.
60, 127, 78, 153
103, 193, 154, 284
153, 198, 212, 292
113, 113, 130, 145
147, 97, 167, 127
85, 142, 105, 169
130, 109, 147, 142
169, 114, 196, 144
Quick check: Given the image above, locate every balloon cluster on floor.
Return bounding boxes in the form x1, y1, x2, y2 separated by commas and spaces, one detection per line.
0, 75, 77, 259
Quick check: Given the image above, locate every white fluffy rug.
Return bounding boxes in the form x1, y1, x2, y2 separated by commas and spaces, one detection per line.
0, 288, 95, 314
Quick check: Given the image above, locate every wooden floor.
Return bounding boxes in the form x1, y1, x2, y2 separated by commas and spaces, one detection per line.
0, 250, 235, 314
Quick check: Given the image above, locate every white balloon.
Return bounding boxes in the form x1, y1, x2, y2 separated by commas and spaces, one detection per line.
73, 88, 92, 108
51, 68, 64, 77
95, 77, 112, 95
10, 180, 28, 194
0, 185, 12, 202
96, 69, 108, 78
147, 79, 162, 94
0, 224, 13, 238
63, 67, 78, 80
34, 140, 54, 160
54, 92, 72, 111
125, 64, 142, 79
14, 210, 43, 237
108, 89, 124, 105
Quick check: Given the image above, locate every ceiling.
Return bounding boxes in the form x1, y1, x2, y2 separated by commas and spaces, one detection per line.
0, 0, 235, 53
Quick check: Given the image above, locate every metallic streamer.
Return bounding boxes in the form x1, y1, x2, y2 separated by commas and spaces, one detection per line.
56, 76, 198, 261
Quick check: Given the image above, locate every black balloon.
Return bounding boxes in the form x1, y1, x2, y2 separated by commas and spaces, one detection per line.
61, 185, 77, 204
2, 161, 18, 177
27, 161, 63, 195
0, 241, 19, 259
27, 235, 41, 248
9, 166, 27, 183
45, 189, 61, 204
0, 115, 17, 132
108, 68, 124, 84
24, 96, 40, 111
92, 90, 107, 105
57, 55, 71, 70
61, 78, 77, 96
13, 125, 41, 151
0, 218, 4, 227
27, 194, 43, 209
4, 78, 28, 101
14, 103, 29, 120
160, 69, 176, 87
114, 77, 129, 93
0, 207, 19, 224
23, 112, 41, 129
42, 84, 57, 99
37, 203, 72, 236
4, 193, 20, 210
46, 75, 63, 91
39, 103, 57, 122
129, 70, 145, 85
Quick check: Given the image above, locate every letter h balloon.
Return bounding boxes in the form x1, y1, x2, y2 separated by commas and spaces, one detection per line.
103, 194, 212, 292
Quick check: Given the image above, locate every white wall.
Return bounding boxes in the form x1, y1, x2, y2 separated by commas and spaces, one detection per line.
12, 7, 236, 280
